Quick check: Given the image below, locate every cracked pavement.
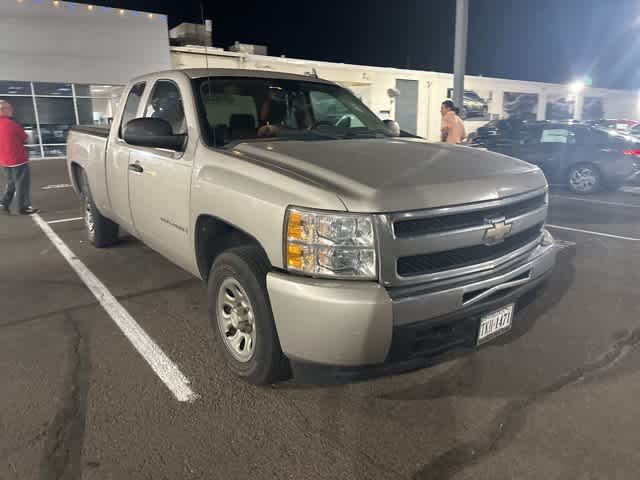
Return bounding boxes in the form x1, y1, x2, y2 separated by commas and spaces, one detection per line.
2, 159, 640, 479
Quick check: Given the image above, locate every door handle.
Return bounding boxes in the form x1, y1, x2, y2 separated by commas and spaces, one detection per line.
128, 163, 144, 174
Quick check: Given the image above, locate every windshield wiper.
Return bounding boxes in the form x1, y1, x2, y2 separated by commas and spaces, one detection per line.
341, 129, 387, 139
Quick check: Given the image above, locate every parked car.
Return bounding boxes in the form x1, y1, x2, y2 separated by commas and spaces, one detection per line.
482, 122, 640, 194
67, 69, 556, 384
628, 123, 640, 137
461, 90, 489, 119
467, 118, 527, 146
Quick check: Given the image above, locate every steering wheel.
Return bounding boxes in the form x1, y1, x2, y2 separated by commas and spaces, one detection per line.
334, 114, 352, 128
311, 120, 335, 129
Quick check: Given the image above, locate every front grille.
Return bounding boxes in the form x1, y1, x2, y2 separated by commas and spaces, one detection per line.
394, 194, 546, 238
397, 223, 543, 277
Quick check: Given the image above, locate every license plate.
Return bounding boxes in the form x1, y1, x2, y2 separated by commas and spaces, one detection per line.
477, 304, 514, 345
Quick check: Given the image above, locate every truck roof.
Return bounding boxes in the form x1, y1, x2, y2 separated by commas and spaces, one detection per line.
181, 68, 337, 85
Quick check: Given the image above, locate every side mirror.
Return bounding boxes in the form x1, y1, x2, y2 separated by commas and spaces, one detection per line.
383, 119, 401, 137
123, 117, 186, 151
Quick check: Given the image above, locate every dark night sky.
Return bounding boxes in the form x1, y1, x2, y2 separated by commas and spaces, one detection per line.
78, 0, 640, 90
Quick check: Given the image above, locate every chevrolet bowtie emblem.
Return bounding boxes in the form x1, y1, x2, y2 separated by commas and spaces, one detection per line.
483, 218, 513, 245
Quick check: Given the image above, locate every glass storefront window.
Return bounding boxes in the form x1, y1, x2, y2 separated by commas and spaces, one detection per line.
0, 81, 31, 96
77, 98, 113, 126
0, 95, 36, 123
33, 82, 73, 96
43, 145, 66, 158
27, 146, 42, 159
35, 97, 75, 143
23, 126, 39, 145
0, 95, 39, 143
75, 84, 115, 98
2, 80, 122, 158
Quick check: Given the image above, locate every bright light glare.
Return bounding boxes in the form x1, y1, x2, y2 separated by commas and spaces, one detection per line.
569, 80, 585, 93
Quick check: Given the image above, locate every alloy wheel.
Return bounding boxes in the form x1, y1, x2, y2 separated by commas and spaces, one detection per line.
569, 167, 598, 193
216, 277, 256, 363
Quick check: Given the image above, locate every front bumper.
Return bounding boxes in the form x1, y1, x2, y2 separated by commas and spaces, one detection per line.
267, 233, 557, 368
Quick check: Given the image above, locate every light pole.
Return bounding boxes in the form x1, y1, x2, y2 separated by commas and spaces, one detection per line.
453, 0, 469, 111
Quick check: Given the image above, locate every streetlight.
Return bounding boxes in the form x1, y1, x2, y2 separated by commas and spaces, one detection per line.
453, 0, 469, 111
569, 80, 585, 94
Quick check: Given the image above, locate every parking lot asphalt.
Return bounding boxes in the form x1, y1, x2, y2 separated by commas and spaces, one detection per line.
2, 158, 640, 480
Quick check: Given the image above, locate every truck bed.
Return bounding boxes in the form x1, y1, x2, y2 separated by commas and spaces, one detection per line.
69, 125, 110, 138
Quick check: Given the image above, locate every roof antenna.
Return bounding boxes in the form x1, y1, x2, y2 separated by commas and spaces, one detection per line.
200, 1, 211, 72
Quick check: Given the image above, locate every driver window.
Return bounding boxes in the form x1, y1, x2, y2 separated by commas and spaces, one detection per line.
522, 127, 542, 145
144, 81, 187, 135
119, 82, 145, 138
309, 91, 365, 128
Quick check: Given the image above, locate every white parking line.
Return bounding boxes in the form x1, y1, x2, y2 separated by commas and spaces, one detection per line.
47, 217, 83, 224
42, 183, 72, 190
32, 214, 198, 403
547, 224, 640, 242
551, 195, 640, 209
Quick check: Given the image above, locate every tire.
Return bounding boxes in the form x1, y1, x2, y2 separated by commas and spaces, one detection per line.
207, 246, 288, 385
80, 172, 119, 248
567, 163, 602, 194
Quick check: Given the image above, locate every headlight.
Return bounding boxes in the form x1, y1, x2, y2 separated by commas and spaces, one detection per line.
544, 190, 549, 205
285, 207, 377, 279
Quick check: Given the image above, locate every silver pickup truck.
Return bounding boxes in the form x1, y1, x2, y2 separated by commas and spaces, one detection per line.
67, 69, 556, 384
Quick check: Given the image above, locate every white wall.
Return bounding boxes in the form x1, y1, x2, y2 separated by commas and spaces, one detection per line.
0, 1, 170, 85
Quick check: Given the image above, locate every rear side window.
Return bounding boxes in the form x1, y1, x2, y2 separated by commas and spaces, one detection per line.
144, 81, 186, 135
540, 128, 573, 144
119, 82, 146, 138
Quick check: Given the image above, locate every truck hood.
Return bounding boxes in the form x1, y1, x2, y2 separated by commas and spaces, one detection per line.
234, 138, 547, 212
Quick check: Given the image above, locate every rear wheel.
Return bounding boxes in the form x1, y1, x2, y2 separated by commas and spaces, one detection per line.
81, 172, 119, 247
207, 246, 288, 385
567, 164, 602, 194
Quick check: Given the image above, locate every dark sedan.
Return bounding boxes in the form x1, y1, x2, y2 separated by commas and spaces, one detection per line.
472, 122, 640, 194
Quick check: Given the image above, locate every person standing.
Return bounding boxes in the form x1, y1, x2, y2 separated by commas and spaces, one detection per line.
0, 100, 38, 215
440, 99, 466, 144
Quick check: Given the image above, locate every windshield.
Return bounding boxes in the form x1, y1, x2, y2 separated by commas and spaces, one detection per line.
193, 77, 391, 145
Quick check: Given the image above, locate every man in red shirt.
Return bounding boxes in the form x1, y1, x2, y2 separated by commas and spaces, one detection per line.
0, 100, 38, 215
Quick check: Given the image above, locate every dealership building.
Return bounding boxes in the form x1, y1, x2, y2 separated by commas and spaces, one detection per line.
0, 1, 169, 159
1, 0, 637, 156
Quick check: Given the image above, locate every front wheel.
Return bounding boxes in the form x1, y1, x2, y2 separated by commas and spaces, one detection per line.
567, 164, 602, 194
207, 246, 288, 385
81, 172, 119, 247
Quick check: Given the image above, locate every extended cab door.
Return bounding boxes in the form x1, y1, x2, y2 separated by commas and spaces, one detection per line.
126, 77, 194, 269
105, 81, 146, 235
